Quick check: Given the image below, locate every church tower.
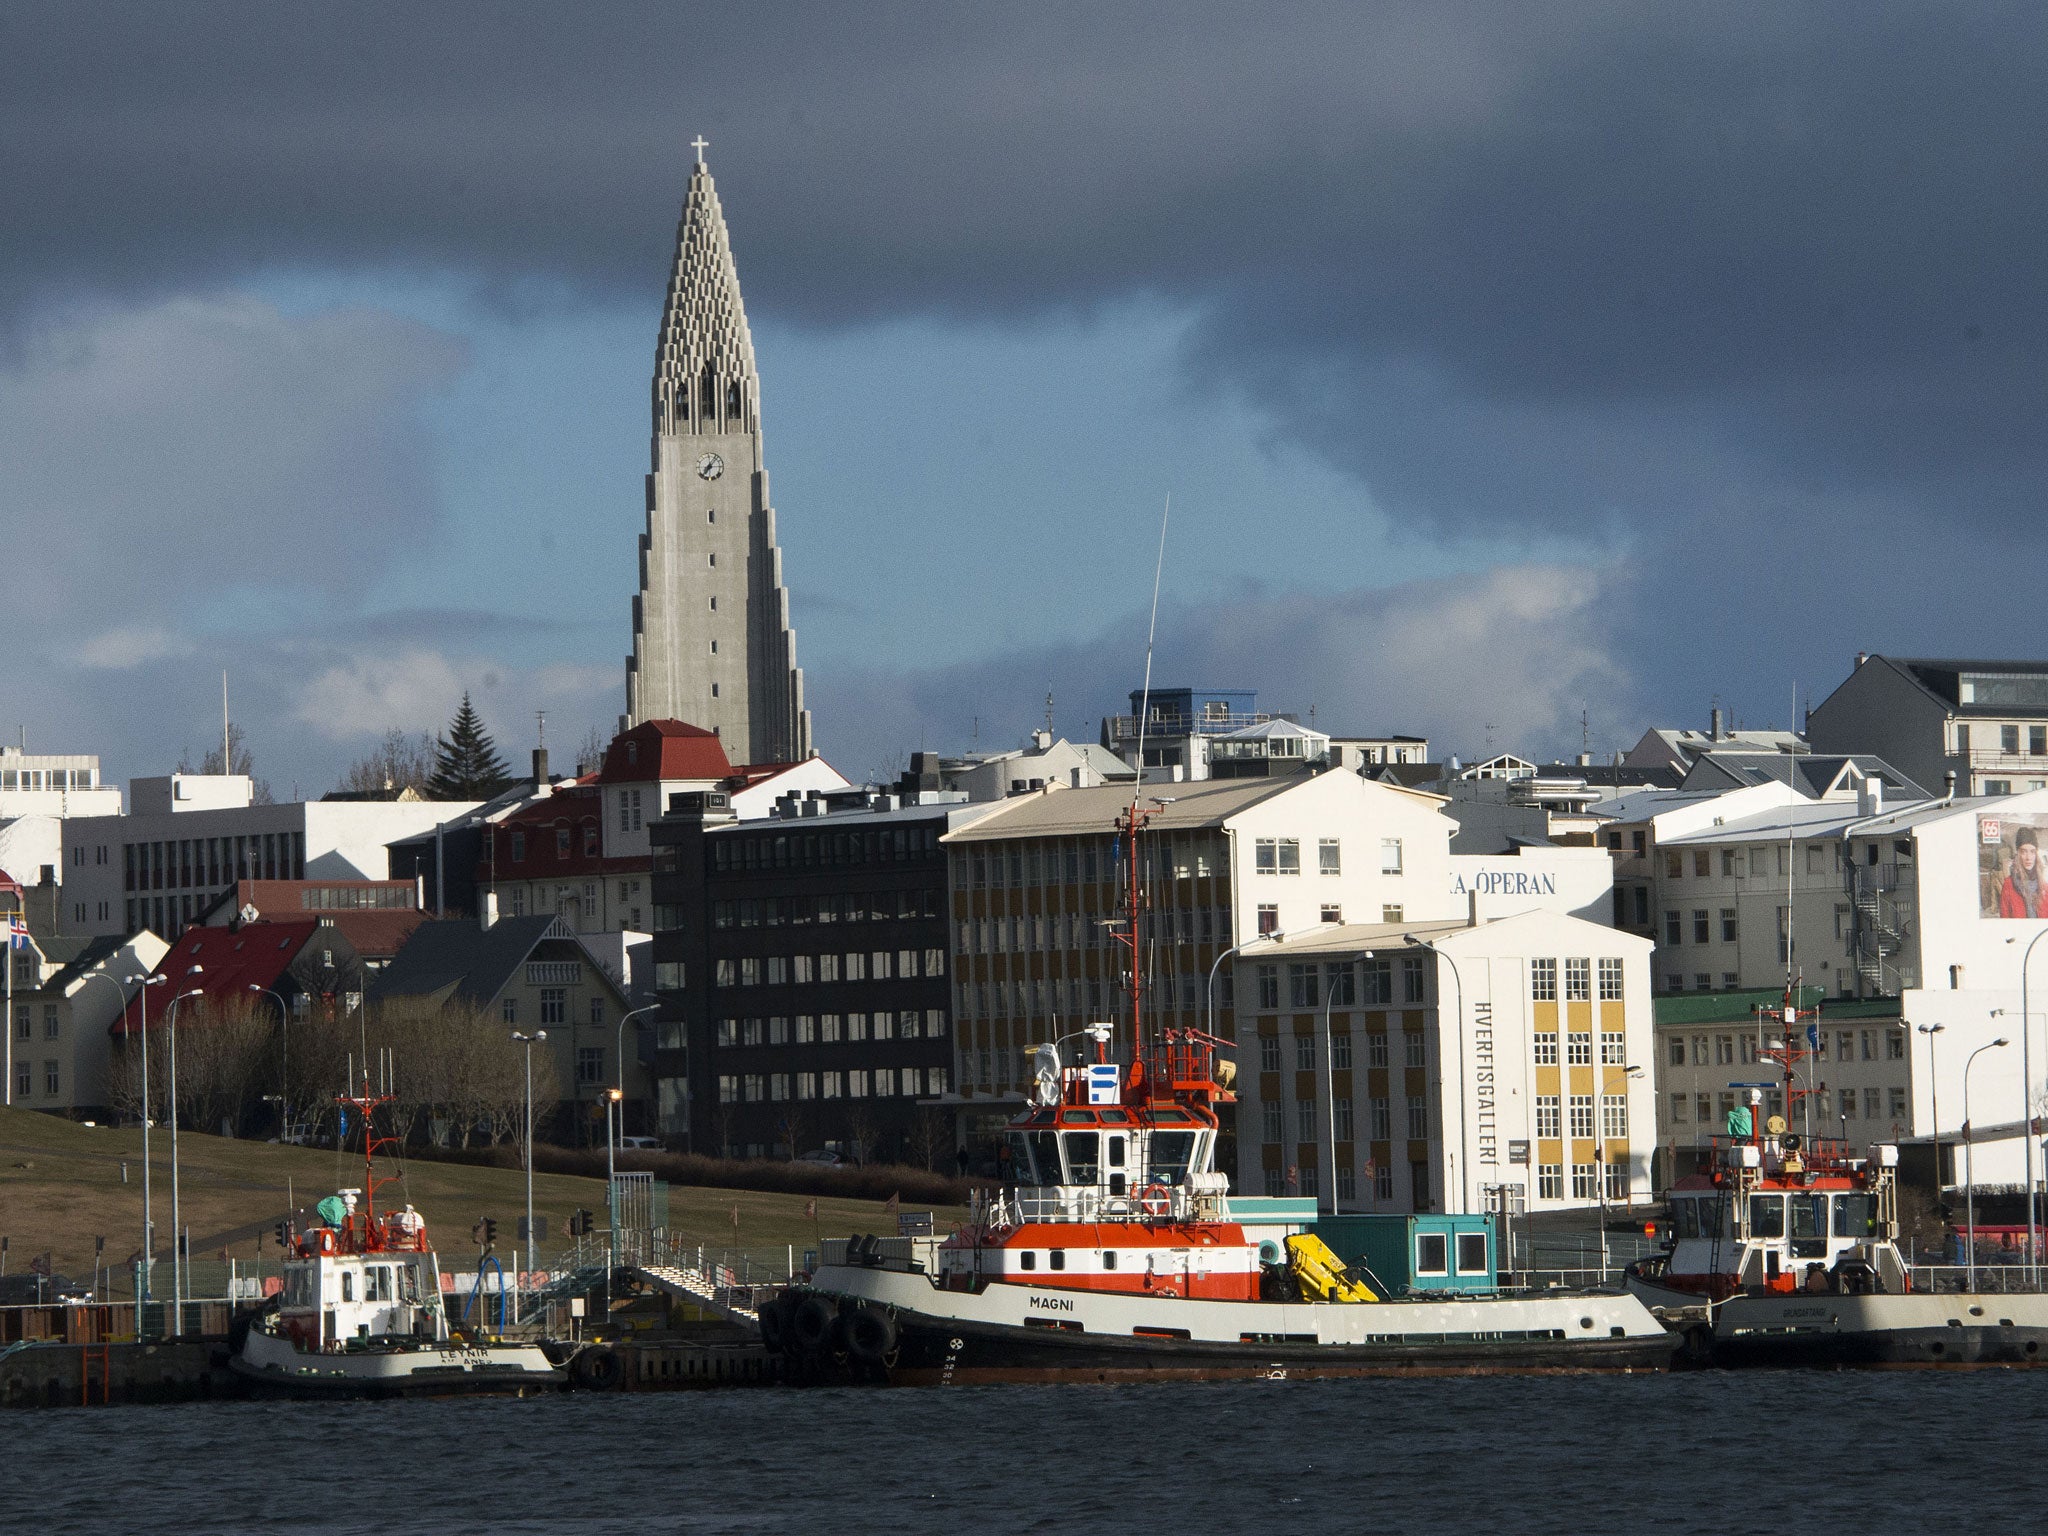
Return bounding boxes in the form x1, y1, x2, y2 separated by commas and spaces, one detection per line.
626, 142, 811, 763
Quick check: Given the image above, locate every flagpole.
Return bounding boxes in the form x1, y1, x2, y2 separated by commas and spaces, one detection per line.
4, 903, 16, 1109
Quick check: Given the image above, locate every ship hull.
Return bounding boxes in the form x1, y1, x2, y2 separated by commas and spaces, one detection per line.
230, 1324, 565, 1398
777, 1263, 1678, 1384
1628, 1272, 2048, 1368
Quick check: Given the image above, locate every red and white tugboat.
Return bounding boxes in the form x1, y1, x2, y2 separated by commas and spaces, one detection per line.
771, 802, 1675, 1384
1627, 990, 2048, 1366
230, 1084, 565, 1396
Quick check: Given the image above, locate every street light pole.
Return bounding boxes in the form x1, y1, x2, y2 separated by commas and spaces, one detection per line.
1316, 955, 1369, 1216
1963, 1037, 2009, 1291
616, 1002, 661, 1147
1594, 1064, 1643, 1283
1405, 937, 1467, 1213
606, 1087, 623, 1271
86, 971, 159, 1308
511, 1029, 547, 1313
1918, 1022, 1947, 1240
166, 976, 204, 1336
2018, 930, 2048, 1284
249, 984, 294, 1140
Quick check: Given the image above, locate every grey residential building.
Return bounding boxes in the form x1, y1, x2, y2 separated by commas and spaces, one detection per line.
1807, 653, 2048, 797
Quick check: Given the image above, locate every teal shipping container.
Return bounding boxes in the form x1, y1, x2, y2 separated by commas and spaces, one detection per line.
1310, 1213, 1499, 1295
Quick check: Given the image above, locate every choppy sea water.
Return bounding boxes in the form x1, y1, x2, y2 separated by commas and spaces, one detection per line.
11, 1373, 2046, 1535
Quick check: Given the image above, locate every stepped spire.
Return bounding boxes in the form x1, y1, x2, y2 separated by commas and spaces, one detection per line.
626, 147, 811, 765
650, 154, 759, 442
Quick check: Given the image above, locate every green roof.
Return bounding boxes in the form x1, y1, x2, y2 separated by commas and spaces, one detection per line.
1653, 987, 1902, 1026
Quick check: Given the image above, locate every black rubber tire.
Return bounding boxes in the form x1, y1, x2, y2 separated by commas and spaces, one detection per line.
844, 1305, 897, 1363
791, 1294, 838, 1353
572, 1345, 625, 1391
758, 1296, 788, 1351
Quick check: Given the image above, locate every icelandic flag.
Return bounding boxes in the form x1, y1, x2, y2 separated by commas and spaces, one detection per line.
1086, 1062, 1120, 1105
4, 913, 27, 951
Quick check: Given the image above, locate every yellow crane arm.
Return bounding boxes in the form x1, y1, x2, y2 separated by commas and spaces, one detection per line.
1285, 1233, 1380, 1303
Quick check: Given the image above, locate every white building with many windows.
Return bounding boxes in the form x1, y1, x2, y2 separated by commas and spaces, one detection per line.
1231, 910, 1655, 1215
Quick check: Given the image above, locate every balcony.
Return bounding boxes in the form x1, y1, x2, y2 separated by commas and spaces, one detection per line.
526, 961, 584, 986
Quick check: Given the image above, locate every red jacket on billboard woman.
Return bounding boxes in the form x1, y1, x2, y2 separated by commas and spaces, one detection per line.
2000, 828, 2048, 918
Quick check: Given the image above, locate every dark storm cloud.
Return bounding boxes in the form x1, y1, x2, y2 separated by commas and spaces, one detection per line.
6, 1, 2043, 545
7, 1, 2047, 762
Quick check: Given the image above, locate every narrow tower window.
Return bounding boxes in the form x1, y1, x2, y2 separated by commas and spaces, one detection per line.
700, 366, 717, 418
707, 508, 716, 523
726, 381, 742, 415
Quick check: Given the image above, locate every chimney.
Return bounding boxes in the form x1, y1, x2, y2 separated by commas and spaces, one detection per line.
1944, 769, 1958, 800
1576, 751, 1592, 768
1709, 706, 1725, 742
1855, 651, 1869, 668
481, 890, 499, 930
1032, 729, 1053, 750
532, 746, 549, 783
1857, 777, 1883, 818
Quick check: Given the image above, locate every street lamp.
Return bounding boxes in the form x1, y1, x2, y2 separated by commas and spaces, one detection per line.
1963, 1037, 2009, 1290
2009, 930, 2048, 1284
84, 971, 161, 1309
1405, 936, 1468, 1213
511, 1029, 548, 1314
1917, 1022, 1947, 1211
1314, 951, 1383, 1217
166, 971, 205, 1336
605, 1087, 624, 1272
1594, 1064, 1644, 1282
616, 1002, 662, 1150
1204, 928, 1315, 1041
248, 984, 294, 1140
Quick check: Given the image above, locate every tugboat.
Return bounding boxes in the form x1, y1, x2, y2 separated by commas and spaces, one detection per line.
229, 1084, 565, 1396
769, 802, 1676, 1384
1627, 991, 2048, 1366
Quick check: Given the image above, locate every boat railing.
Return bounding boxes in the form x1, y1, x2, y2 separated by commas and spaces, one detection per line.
975, 1184, 1212, 1228
1908, 1264, 2043, 1294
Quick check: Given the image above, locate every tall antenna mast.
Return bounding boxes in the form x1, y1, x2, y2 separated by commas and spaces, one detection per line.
222, 670, 231, 775
1129, 494, 1171, 813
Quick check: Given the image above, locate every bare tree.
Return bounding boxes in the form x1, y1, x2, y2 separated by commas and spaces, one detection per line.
575, 724, 610, 777
170, 996, 273, 1135
905, 1106, 952, 1173
842, 1102, 881, 1166
177, 722, 275, 804
336, 730, 437, 797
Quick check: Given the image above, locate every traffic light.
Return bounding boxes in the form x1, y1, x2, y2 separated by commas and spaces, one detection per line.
274, 1220, 290, 1249
483, 1217, 499, 1249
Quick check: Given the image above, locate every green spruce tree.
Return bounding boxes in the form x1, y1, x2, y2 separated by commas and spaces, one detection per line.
426, 693, 514, 800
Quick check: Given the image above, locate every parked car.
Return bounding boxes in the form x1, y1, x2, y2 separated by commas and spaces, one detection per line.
617, 1135, 663, 1151
796, 1149, 849, 1166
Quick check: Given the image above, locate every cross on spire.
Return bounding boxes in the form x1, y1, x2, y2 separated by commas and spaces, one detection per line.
691, 135, 709, 164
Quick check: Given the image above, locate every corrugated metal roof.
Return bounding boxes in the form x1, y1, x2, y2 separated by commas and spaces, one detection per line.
940, 777, 1303, 842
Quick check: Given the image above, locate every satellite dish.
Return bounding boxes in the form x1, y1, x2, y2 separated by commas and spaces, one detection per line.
1766, 1114, 1789, 1135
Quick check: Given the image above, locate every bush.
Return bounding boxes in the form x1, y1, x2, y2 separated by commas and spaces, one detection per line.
411, 1140, 975, 1207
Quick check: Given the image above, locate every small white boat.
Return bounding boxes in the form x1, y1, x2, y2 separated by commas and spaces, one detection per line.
230, 1085, 563, 1398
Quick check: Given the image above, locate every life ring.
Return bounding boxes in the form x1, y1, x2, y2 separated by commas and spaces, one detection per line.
791, 1294, 838, 1353
571, 1345, 624, 1391
1137, 1182, 1172, 1219
844, 1305, 898, 1363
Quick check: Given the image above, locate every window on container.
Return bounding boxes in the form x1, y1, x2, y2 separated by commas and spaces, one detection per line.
1414, 1233, 1448, 1275
1455, 1232, 1488, 1274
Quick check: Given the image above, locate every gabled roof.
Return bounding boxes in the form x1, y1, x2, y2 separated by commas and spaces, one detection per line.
1882, 657, 2048, 717
44, 934, 133, 995
595, 719, 734, 785
115, 920, 325, 1034
1680, 751, 1930, 800
369, 915, 622, 1012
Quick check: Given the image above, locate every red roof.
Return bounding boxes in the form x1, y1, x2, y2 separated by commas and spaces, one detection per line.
113, 920, 322, 1035
314, 909, 427, 961
595, 719, 733, 784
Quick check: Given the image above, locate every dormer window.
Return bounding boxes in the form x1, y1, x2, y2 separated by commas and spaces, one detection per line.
626, 742, 639, 767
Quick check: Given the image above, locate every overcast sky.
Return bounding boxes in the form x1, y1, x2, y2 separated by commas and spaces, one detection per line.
4, 3, 2043, 791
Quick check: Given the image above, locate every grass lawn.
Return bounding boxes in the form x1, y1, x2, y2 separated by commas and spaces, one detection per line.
0, 1107, 962, 1279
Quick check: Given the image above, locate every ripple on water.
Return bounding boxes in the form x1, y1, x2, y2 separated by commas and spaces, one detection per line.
7, 1374, 2045, 1535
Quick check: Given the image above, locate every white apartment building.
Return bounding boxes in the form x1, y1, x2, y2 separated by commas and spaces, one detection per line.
1234, 910, 1656, 1215
59, 775, 478, 941
938, 769, 1610, 1159
1640, 784, 2048, 1191
0, 745, 126, 888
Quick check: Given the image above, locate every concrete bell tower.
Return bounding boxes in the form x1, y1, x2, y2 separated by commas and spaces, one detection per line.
626, 140, 811, 764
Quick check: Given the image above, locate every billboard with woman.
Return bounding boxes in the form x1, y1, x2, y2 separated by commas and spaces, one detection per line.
1980, 816, 2048, 918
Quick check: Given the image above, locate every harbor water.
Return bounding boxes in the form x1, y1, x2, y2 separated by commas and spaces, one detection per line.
11, 1371, 2048, 1534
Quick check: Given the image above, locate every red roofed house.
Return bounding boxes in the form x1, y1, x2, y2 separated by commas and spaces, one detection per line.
113, 920, 368, 1134
193, 879, 428, 974
478, 720, 847, 935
